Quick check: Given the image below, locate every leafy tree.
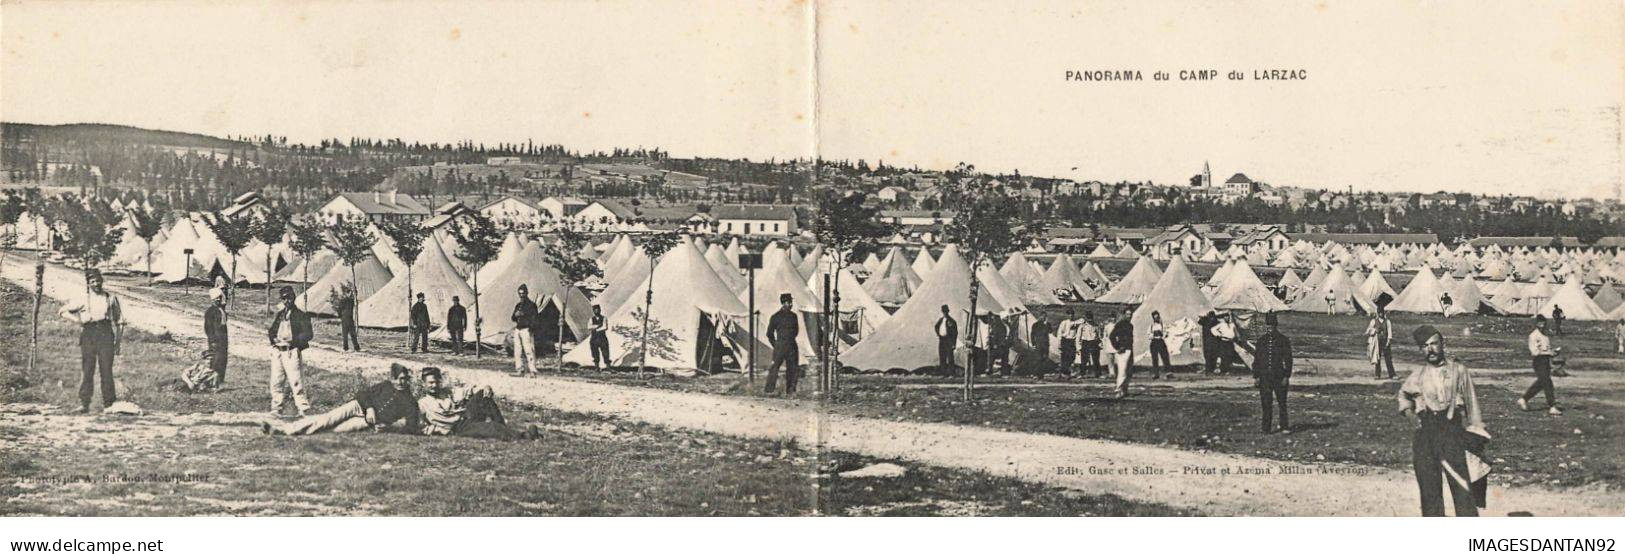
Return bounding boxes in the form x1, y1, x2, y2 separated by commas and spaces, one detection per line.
286, 216, 329, 305
452, 213, 502, 358
809, 191, 893, 382
56, 197, 125, 274
0, 191, 23, 268
635, 232, 682, 373
251, 205, 292, 311
377, 218, 430, 345
941, 181, 1041, 401
328, 216, 379, 323
128, 205, 165, 282
204, 211, 255, 304
540, 224, 603, 365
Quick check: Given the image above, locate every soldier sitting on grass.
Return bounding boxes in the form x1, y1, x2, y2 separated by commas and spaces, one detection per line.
418, 367, 541, 441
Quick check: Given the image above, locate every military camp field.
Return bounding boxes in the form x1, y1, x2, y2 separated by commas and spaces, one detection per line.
0, 279, 1188, 516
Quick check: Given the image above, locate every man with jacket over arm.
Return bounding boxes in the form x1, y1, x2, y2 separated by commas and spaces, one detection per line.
1253, 312, 1294, 434
267, 286, 314, 417
935, 305, 958, 374
510, 285, 539, 375
1109, 307, 1135, 398
203, 287, 230, 386
764, 293, 801, 396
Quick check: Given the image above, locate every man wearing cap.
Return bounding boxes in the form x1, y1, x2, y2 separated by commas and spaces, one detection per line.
765, 293, 801, 395
1055, 309, 1077, 378
1253, 313, 1293, 434
267, 286, 314, 417
1519, 315, 1562, 415
263, 363, 420, 436
934, 305, 958, 374
446, 296, 467, 355
409, 292, 431, 353
510, 284, 539, 375
417, 367, 540, 440
589, 304, 612, 370
58, 269, 123, 413
1078, 312, 1102, 378
203, 287, 230, 386
1108, 307, 1135, 398
1397, 325, 1490, 517
1198, 310, 1222, 375
336, 284, 361, 352
1367, 298, 1396, 380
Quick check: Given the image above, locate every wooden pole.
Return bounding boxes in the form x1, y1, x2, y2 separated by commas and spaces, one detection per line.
822, 274, 831, 394
28, 257, 43, 373
747, 267, 756, 383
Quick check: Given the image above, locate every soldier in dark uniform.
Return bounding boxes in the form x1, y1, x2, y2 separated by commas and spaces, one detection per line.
989, 315, 1011, 376
934, 305, 957, 373
1198, 310, 1221, 374
1253, 312, 1294, 434
764, 293, 800, 396
446, 296, 467, 355
589, 304, 612, 369
336, 285, 361, 352
1030, 316, 1052, 378
409, 293, 431, 353
204, 287, 230, 385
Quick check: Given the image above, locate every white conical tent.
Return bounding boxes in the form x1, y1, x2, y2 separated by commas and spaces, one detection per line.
1288, 264, 1361, 314
299, 253, 393, 315
434, 241, 592, 345
1354, 270, 1398, 309
150, 217, 207, 283
601, 236, 642, 283
1593, 285, 1623, 314
910, 248, 936, 278
108, 216, 158, 272
278, 249, 338, 284
1079, 262, 1112, 293
1115, 244, 1140, 259
999, 252, 1062, 305
238, 239, 287, 285
1536, 278, 1609, 320
594, 249, 653, 317
1206, 259, 1236, 288
473, 233, 527, 287
563, 240, 768, 372
841, 245, 1008, 372
704, 243, 749, 293
1387, 268, 1450, 314
357, 238, 476, 329
738, 249, 822, 362
786, 244, 804, 269
864, 249, 924, 306
1207, 261, 1288, 312
1445, 277, 1504, 316
795, 244, 825, 277
1301, 263, 1328, 291
1488, 277, 1524, 302
975, 260, 1029, 314
1131, 257, 1214, 364
1039, 253, 1094, 300
1096, 256, 1163, 304
805, 264, 891, 339
1087, 243, 1114, 259
861, 252, 883, 273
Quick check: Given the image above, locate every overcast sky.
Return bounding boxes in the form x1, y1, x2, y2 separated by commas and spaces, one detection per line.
3, 1, 1621, 200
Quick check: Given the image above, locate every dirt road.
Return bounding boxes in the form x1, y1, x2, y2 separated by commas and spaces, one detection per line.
8, 258, 1621, 516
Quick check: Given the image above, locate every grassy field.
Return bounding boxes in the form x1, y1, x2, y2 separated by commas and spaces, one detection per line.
0, 279, 1190, 516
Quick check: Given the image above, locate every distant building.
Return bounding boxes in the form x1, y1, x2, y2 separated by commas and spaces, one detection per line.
875, 186, 912, 203
711, 205, 798, 236
1223, 173, 1255, 197
575, 200, 637, 227
879, 210, 955, 227
486, 157, 524, 166
219, 192, 269, 221
478, 196, 541, 227
539, 196, 589, 220
318, 191, 431, 225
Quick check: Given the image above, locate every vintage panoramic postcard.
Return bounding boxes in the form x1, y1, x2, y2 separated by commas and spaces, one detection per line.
2, 0, 1623, 542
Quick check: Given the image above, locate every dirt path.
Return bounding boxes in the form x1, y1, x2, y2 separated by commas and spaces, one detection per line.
8, 259, 1622, 516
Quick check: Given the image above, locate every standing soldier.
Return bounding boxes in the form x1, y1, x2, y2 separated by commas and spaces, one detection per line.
1055, 309, 1077, 378
510, 284, 539, 375
1198, 310, 1222, 374
1253, 313, 1293, 434
1109, 307, 1135, 398
764, 293, 800, 396
934, 305, 958, 374
1030, 315, 1053, 379
446, 296, 467, 355
1367, 296, 1396, 380
989, 314, 1011, 377
589, 304, 612, 370
1550, 305, 1565, 336
58, 269, 122, 414
336, 284, 361, 352
1398, 325, 1489, 517
268, 286, 313, 417
204, 287, 230, 386
1519, 315, 1562, 415
1148, 310, 1171, 380
1615, 314, 1625, 354
409, 292, 431, 353
1078, 312, 1102, 378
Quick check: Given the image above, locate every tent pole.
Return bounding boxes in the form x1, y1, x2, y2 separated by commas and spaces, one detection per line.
822, 273, 832, 395
747, 267, 756, 383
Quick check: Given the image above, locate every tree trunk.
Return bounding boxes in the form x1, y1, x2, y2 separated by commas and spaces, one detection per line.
965, 267, 979, 402
144, 239, 153, 284
640, 266, 653, 374
28, 255, 43, 373
301, 259, 311, 306
405, 267, 414, 350
350, 263, 359, 326
229, 255, 237, 308
265, 250, 273, 313
557, 291, 566, 369
472, 269, 482, 359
